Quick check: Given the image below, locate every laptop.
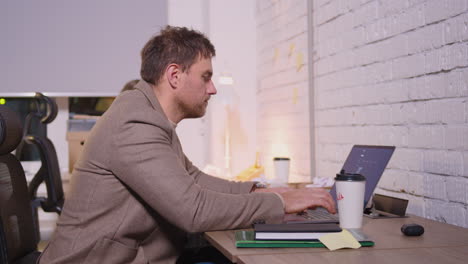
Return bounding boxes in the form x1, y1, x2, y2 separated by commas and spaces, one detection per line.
285, 145, 395, 224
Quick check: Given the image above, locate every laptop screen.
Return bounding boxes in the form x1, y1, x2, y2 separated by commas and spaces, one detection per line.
329, 145, 395, 210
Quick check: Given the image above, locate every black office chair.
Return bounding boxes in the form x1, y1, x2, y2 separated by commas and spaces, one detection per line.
0, 105, 41, 264
17, 93, 64, 241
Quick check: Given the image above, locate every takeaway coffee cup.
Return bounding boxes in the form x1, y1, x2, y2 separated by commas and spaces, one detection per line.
335, 169, 366, 229
272, 157, 290, 187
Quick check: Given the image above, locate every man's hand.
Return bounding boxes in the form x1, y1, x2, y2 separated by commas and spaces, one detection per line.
279, 188, 336, 214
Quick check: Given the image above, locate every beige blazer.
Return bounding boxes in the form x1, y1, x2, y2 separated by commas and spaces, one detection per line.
38, 81, 283, 264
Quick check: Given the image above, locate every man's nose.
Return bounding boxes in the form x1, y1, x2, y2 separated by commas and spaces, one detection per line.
207, 80, 217, 95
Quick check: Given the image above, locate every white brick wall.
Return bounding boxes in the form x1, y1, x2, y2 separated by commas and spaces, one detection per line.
257, 0, 468, 228
256, 0, 311, 183
312, 0, 468, 227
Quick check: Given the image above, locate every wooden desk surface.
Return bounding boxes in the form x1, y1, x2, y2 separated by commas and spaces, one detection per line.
236, 246, 468, 264
204, 215, 468, 263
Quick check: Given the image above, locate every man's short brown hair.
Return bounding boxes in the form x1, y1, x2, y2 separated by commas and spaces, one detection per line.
140, 26, 216, 85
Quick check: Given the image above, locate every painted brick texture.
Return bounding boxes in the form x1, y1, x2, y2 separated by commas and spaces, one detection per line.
313, 0, 468, 227
257, 0, 468, 228
256, 0, 311, 183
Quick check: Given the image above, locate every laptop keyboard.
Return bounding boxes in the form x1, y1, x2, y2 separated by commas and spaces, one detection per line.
299, 208, 339, 220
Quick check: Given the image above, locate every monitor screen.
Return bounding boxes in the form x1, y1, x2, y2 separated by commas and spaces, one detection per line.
69, 97, 115, 117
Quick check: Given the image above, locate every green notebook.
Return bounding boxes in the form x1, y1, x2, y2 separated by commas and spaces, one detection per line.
235, 230, 374, 248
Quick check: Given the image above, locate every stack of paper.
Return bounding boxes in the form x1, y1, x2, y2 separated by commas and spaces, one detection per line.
235, 228, 374, 249
254, 223, 342, 241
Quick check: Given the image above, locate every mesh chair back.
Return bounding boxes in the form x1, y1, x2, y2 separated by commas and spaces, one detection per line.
23, 93, 64, 214
0, 105, 40, 263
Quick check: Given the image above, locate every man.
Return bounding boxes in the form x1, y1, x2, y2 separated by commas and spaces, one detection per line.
39, 26, 335, 264
120, 79, 139, 93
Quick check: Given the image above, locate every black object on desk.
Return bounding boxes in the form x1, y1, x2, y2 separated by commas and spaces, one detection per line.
401, 224, 424, 236
364, 193, 408, 219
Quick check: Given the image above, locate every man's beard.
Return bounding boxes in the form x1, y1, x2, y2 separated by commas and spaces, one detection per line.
179, 100, 208, 119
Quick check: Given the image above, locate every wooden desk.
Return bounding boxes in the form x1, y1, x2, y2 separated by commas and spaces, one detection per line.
204, 215, 468, 263
236, 246, 468, 264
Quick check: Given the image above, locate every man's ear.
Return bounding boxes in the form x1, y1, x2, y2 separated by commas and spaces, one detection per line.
166, 64, 181, 89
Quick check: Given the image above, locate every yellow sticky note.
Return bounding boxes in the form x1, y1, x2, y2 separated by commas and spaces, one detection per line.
319, 229, 362, 251
273, 48, 279, 62
288, 43, 296, 57
293, 87, 298, 104
295, 52, 304, 72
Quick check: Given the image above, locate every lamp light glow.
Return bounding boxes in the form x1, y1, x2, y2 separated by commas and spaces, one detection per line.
219, 75, 234, 85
